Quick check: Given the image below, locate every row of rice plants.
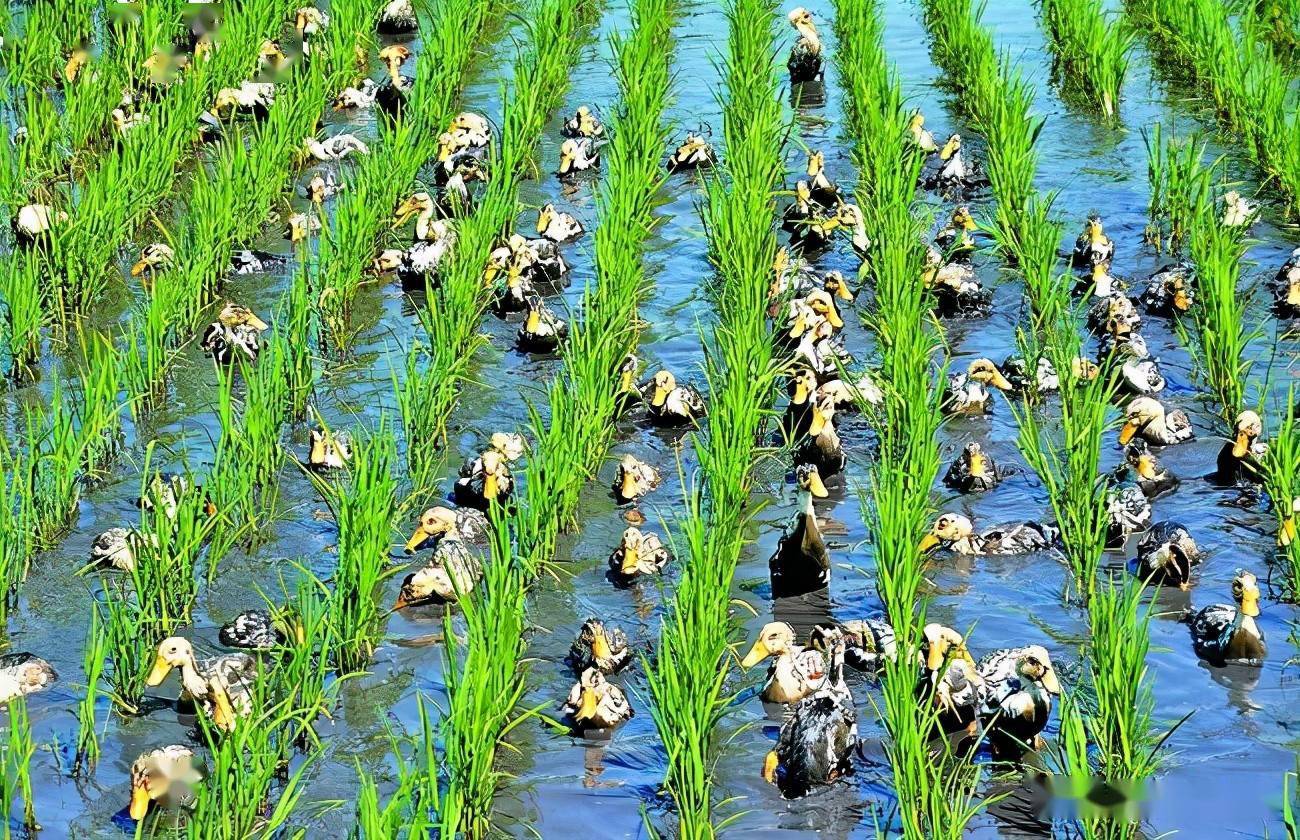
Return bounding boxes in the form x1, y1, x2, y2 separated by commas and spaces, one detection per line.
431, 4, 598, 834
644, 0, 785, 834
837, 1, 987, 835
0, 698, 36, 834
1037, 0, 1134, 119
1128, 0, 1300, 216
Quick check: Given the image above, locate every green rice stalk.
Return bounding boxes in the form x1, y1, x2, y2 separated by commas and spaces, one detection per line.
74, 604, 109, 774
0, 252, 44, 381
73, 329, 124, 483
1259, 389, 1300, 597
21, 381, 86, 548
1142, 125, 1215, 253
1039, 0, 1134, 118
0, 439, 33, 619
0, 696, 37, 834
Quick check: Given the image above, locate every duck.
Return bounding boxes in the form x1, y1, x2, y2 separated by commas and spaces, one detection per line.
403, 505, 490, 554
1118, 397, 1194, 446
455, 448, 513, 509
306, 171, 344, 206
128, 745, 203, 821
1141, 262, 1195, 316
561, 105, 605, 139
666, 133, 716, 173
782, 368, 820, 437
1273, 247, 1300, 317
1105, 481, 1152, 548
608, 526, 670, 582
613, 454, 660, 504
1131, 521, 1200, 588
137, 473, 212, 520
944, 358, 1013, 414
393, 192, 456, 245
255, 39, 288, 74
809, 619, 897, 673
920, 513, 1059, 556
112, 106, 150, 135
0, 653, 57, 704
563, 668, 633, 731
394, 540, 484, 607
836, 203, 870, 255
536, 203, 584, 242
805, 151, 839, 207
90, 526, 153, 572
1002, 354, 1085, 396
923, 133, 976, 191
918, 624, 985, 735
782, 181, 818, 234
1214, 409, 1265, 485
516, 294, 568, 353
786, 7, 824, 84
308, 426, 352, 471
1112, 440, 1178, 498
213, 81, 276, 119
146, 637, 256, 730
230, 249, 287, 275
1220, 190, 1255, 228
376, 0, 418, 33
977, 645, 1061, 757
1184, 570, 1266, 666
1110, 333, 1165, 397
285, 212, 322, 243
130, 243, 176, 280
616, 354, 643, 414
218, 609, 300, 650
641, 369, 705, 427
375, 44, 414, 117
908, 112, 939, 153
769, 464, 831, 598
741, 621, 826, 704
822, 270, 854, 303
762, 637, 856, 799
943, 441, 1001, 492
925, 255, 989, 317
794, 393, 846, 478
769, 248, 822, 302
1087, 291, 1141, 337
295, 7, 330, 55
332, 78, 379, 110
303, 133, 369, 161
558, 137, 600, 176
201, 302, 269, 365
793, 320, 852, 381
567, 619, 632, 674
934, 206, 977, 256
1072, 214, 1115, 267
1083, 259, 1128, 299
13, 203, 67, 245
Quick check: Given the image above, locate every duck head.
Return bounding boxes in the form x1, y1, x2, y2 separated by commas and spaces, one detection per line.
287, 212, 316, 242
395, 563, 454, 608
404, 506, 460, 554
958, 442, 992, 480
822, 270, 853, 301
577, 618, 622, 662
489, 431, 526, 462
131, 243, 175, 277
1282, 497, 1300, 547
257, 39, 287, 72
741, 621, 797, 668
1084, 214, 1106, 244
371, 249, 405, 274
787, 7, 820, 47
146, 637, 207, 696
1014, 646, 1061, 695
64, 47, 90, 83
648, 370, 677, 408
1231, 410, 1263, 458
522, 294, 547, 333
1070, 356, 1101, 381
451, 112, 490, 136
295, 7, 327, 36
616, 454, 656, 501
616, 526, 654, 575
479, 449, 508, 503
571, 667, 607, 723
806, 150, 825, 179
558, 139, 581, 174
1124, 440, 1161, 480
129, 745, 200, 821
536, 203, 559, 234
1119, 397, 1164, 445
919, 513, 973, 553
795, 463, 829, 498
379, 44, 410, 84
1232, 570, 1261, 617
1147, 538, 1194, 588
921, 623, 973, 673
938, 133, 961, 161
803, 289, 844, 329
307, 173, 327, 204
967, 358, 1013, 391
308, 426, 351, 469
619, 354, 639, 393
216, 302, 269, 331
788, 367, 817, 405
951, 205, 976, 231
392, 192, 434, 228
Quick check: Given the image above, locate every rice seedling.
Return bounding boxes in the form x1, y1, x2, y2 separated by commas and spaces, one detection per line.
74, 605, 109, 774
21, 382, 86, 549
354, 695, 441, 836
98, 580, 173, 716
1143, 125, 1215, 252
266, 569, 340, 746
0, 697, 37, 835
0, 440, 32, 622
72, 329, 124, 483
393, 341, 467, 493
0, 252, 44, 381
1284, 760, 1299, 837
1259, 390, 1300, 597
1039, 0, 1134, 118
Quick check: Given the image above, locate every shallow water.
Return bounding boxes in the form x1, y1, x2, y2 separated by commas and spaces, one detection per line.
5, 0, 1300, 836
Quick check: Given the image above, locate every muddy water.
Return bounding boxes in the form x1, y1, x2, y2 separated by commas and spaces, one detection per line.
6, 0, 1300, 836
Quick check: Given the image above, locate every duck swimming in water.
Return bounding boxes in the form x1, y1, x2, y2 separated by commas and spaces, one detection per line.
763, 636, 855, 799
925, 253, 989, 317
375, 44, 414, 118
923, 133, 979, 192
908, 111, 939, 153
918, 624, 985, 735
795, 392, 846, 478
563, 668, 633, 731
742, 621, 826, 704
146, 637, 255, 730
201, 302, 268, 364
1141, 262, 1195, 316
13, 203, 67, 246
308, 426, 352, 471
805, 151, 839, 207
608, 526, 670, 582
782, 180, 818, 234
809, 619, 897, 673
1072, 214, 1115, 267
377, 0, 418, 34
770, 464, 831, 598
1111, 333, 1165, 397
1131, 521, 1200, 588
213, 81, 276, 119
1112, 440, 1178, 499
944, 358, 1013, 414
333, 78, 379, 110
1118, 397, 1194, 447
218, 609, 300, 650
561, 105, 605, 139
516, 294, 568, 353
1220, 190, 1255, 228
1273, 247, 1300, 317
395, 541, 484, 607
403, 505, 490, 554
1105, 481, 1152, 548
977, 644, 1061, 757
793, 319, 851, 381
920, 513, 1059, 556
613, 454, 660, 504
90, 526, 153, 572
943, 441, 1002, 492
0, 653, 56, 704
786, 7, 824, 83
1184, 570, 1266, 666
454, 448, 513, 509
535, 203, 584, 242
303, 133, 369, 161
568, 619, 632, 674
1214, 409, 1265, 485
128, 745, 202, 821
934, 206, 977, 257
667, 132, 716, 172
641, 369, 705, 427
558, 137, 601, 176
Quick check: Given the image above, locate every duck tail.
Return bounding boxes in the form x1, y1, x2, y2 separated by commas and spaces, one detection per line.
1176, 607, 1195, 625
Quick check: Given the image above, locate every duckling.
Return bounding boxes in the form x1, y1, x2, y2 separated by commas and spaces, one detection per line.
90, 526, 153, 572
1105, 481, 1151, 548
1215, 409, 1265, 485
809, 618, 896, 673
1141, 262, 1195, 316
377, 0, 418, 34
516, 294, 567, 353
786, 7, 824, 83
213, 81, 276, 119
793, 319, 852, 381
563, 667, 633, 731
977, 645, 1061, 757
13, 203, 67, 245
1131, 521, 1200, 588
795, 393, 846, 478
218, 609, 297, 650
1113, 440, 1178, 498
455, 448, 513, 509
201, 302, 269, 365
568, 619, 632, 674
403, 505, 490, 554
128, 745, 202, 821
1072, 214, 1115, 267
762, 638, 856, 799
770, 464, 831, 598
613, 454, 660, 504
908, 111, 939, 153
1220, 190, 1255, 228
934, 206, 977, 257
303, 133, 369, 161
131, 243, 175, 278
146, 637, 255, 730
918, 624, 985, 735
375, 44, 414, 117
920, 513, 1059, 556
332, 78, 379, 110
1111, 333, 1166, 397
536, 203, 584, 243
1118, 397, 1194, 447
558, 137, 600, 176
805, 151, 839, 207
641, 369, 706, 427
308, 426, 352, 471
1273, 247, 1300, 318
0, 653, 57, 704
394, 541, 484, 606
944, 358, 1013, 414
943, 442, 1001, 492
561, 105, 605, 139
1184, 570, 1266, 666
666, 133, 716, 173
608, 526, 670, 582
741, 621, 826, 704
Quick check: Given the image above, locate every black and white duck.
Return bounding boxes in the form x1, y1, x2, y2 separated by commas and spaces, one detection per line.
376, 0, 417, 34
201, 302, 268, 365
561, 105, 605, 139
90, 527, 154, 572
608, 526, 670, 582
1214, 409, 1265, 485
454, 448, 513, 509
213, 81, 276, 119
793, 320, 852, 381
146, 637, 256, 730
375, 44, 414, 118
943, 441, 1002, 492
944, 358, 1014, 414
1131, 521, 1200, 588
332, 78, 379, 110
786, 7, 824, 84
805, 151, 839, 207
666, 133, 716, 173
1184, 570, 1266, 666
794, 393, 846, 478
1273, 247, 1300, 318
809, 619, 896, 673
1071, 213, 1115, 267
918, 624, 985, 735
131, 243, 175, 278
640, 369, 706, 427
218, 609, 299, 650
926, 254, 990, 317
1141, 262, 1195, 316
128, 745, 202, 821
741, 621, 826, 704
977, 644, 1062, 757
1105, 481, 1151, 548
920, 513, 1059, 556
1118, 397, 1194, 447
1112, 440, 1178, 499
0, 653, 57, 704
781, 180, 818, 234
923, 133, 980, 192
308, 426, 352, 471
516, 294, 568, 353
769, 464, 831, 598
558, 137, 601, 176
563, 668, 633, 731
1109, 333, 1166, 397
762, 636, 855, 799
613, 454, 660, 504
535, 203, 584, 242
567, 619, 632, 675
1087, 291, 1141, 338
934, 206, 978, 257
12, 203, 67, 246
1220, 190, 1256, 228
303, 133, 369, 161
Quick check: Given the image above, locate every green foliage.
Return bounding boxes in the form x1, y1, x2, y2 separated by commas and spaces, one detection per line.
1041, 0, 1134, 118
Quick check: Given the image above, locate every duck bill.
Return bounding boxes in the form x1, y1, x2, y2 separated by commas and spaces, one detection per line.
833, 282, 853, 301
650, 386, 669, 408
524, 309, 542, 333
1232, 431, 1251, 459
1136, 455, 1157, 480
761, 750, 779, 784
1173, 288, 1192, 311
968, 452, 986, 477
988, 370, 1013, 391
393, 590, 412, 610
741, 638, 773, 669
1281, 517, 1297, 547
925, 643, 946, 672
246, 313, 269, 332
825, 306, 844, 329
130, 260, 149, 278
1240, 591, 1260, 618
1118, 420, 1140, 446
575, 688, 598, 722
592, 629, 613, 661
1288, 283, 1300, 308
483, 472, 500, 502
129, 783, 152, 821
619, 472, 638, 501
145, 656, 173, 687
391, 206, 416, 228
807, 470, 829, 498
619, 546, 640, 575
1040, 668, 1062, 695
559, 153, 574, 175
808, 408, 827, 437
918, 533, 941, 554
788, 316, 807, 339
791, 379, 810, 405
404, 526, 433, 554
536, 211, 550, 235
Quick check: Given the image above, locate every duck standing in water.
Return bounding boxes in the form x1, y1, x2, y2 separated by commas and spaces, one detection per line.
1184, 571, 1266, 666
128, 745, 203, 821
769, 464, 831, 598
1072, 214, 1115, 267
977, 645, 1061, 758
943, 442, 1001, 492
613, 454, 660, 504
741, 621, 826, 704
1273, 247, 1300, 317
308, 426, 352, 471
944, 359, 1014, 414
455, 448, 513, 509
641, 369, 705, 427
516, 294, 567, 352
568, 619, 632, 674
146, 637, 255, 730
666, 133, 716, 172
918, 624, 985, 735
1118, 397, 1194, 447
1131, 521, 1200, 588
762, 637, 856, 799
561, 105, 605, 139
920, 513, 1059, 556
333, 78, 379, 110
1113, 440, 1178, 499
1214, 409, 1265, 485
794, 392, 846, 478
0, 653, 57, 704
1141, 262, 1195, 316
563, 668, 633, 731
786, 7, 824, 83
608, 526, 670, 582
201, 302, 269, 364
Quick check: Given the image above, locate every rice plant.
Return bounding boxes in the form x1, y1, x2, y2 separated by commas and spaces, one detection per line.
74, 605, 109, 774
0, 697, 37, 835
0, 252, 43, 380
267, 569, 340, 746
1260, 390, 1300, 597
1039, 0, 1134, 118
353, 697, 441, 837
1143, 125, 1215, 252
99, 580, 172, 716
21, 382, 86, 549
0, 440, 32, 622
73, 330, 124, 483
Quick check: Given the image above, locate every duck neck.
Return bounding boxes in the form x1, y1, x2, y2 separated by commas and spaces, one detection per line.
178, 661, 209, 697
414, 209, 435, 241
798, 488, 815, 518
